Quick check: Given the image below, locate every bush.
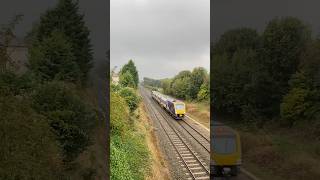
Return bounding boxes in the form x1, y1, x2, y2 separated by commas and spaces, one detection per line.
119, 71, 136, 88
280, 88, 311, 127
110, 92, 130, 136
118, 87, 140, 112
197, 82, 209, 101
0, 95, 63, 179
111, 132, 150, 180
32, 81, 96, 161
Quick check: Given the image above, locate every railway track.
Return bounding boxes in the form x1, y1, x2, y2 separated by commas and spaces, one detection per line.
141, 88, 210, 180
153, 101, 210, 153
178, 119, 210, 153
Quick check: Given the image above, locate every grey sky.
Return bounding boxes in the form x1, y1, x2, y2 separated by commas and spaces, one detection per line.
212, 0, 320, 42
111, 0, 210, 80
0, 0, 107, 61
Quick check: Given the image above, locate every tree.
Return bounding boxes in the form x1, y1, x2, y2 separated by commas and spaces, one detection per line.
212, 28, 259, 57
261, 17, 311, 96
280, 40, 320, 126
161, 78, 172, 95
120, 60, 139, 87
197, 81, 209, 101
171, 77, 190, 99
29, 31, 81, 82
119, 71, 136, 88
188, 67, 208, 99
35, 0, 93, 83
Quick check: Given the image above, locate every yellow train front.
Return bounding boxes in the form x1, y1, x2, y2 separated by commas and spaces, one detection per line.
211, 123, 242, 177
151, 91, 186, 120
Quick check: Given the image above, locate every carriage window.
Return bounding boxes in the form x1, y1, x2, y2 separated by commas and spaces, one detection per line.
175, 104, 185, 110
213, 136, 236, 154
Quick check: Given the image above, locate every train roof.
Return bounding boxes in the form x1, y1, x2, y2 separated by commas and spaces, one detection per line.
152, 91, 184, 103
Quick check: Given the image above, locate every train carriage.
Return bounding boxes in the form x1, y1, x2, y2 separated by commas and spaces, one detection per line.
151, 91, 186, 120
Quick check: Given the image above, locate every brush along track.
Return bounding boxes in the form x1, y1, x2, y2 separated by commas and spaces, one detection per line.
141, 88, 210, 180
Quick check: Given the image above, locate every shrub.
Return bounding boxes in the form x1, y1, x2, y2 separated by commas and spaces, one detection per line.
0, 95, 63, 179
197, 82, 209, 101
111, 133, 150, 180
119, 71, 136, 88
118, 87, 140, 112
280, 88, 311, 127
110, 92, 129, 136
32, 81, 96, 161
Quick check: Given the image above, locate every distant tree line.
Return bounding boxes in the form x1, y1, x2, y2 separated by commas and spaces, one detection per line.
212, 17, 320, 129
144, 67, 210, 102
143, 77, 161, 88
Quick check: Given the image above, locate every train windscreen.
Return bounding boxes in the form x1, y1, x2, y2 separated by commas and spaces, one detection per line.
175, 104, 185, 110
213, 136, 236, 154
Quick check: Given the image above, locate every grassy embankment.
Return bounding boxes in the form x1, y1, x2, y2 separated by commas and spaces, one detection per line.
185, 101, 210, 129
110, 88, 151, 180
224, 119, 320, 180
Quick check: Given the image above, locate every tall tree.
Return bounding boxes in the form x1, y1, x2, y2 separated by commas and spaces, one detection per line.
261, 17, 311, 94
119, 71, 136, 88
35, 0, 93, 83
120, 60, 139, 87
188, 67, 208, 99
29, 31, 80, 82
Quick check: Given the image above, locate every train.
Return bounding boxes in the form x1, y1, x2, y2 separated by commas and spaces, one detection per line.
151, 91, 186, 120
211, 122, 242, 177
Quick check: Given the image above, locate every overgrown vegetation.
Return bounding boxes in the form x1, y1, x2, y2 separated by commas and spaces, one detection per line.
212, 17, 319, 128
212, 17, 320, 179
0, 0, 105, 179
111, 60, 151, 179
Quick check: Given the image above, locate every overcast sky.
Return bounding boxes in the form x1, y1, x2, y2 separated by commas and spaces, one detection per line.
211, 0, 320, 42
111, 0, 210, 80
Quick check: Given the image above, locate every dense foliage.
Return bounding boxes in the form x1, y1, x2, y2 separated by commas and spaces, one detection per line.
145, 67, 209, 102
34, 0, 93, 83
110, 60, 150, 180
32, 82, 96, 161
0, 92, 63, 179
0, 2, 101, 178
211, 17, 320, 128
29, 31, 80, 82
119, 71, 136, 88
119, 87, 140, 112
120, 59, 139, 87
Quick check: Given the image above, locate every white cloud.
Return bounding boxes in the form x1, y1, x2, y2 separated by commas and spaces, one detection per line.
111, 0, 210, 80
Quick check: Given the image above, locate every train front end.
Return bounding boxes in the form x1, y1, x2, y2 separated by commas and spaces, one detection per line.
211, 125, 241, 177
173, 102, 186, 119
